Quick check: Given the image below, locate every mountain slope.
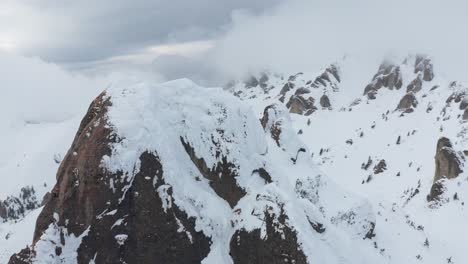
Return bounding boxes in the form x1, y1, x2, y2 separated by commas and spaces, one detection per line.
10, 79, 381, 263
228, 54, 468, 263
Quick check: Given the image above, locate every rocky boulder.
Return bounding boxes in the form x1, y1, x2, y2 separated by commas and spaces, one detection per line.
406, 75, 423, 93
373, 160, 387, 174
427, 137, 463, 201
311, 64, 340, 90
320, 94, 332, 109
364, 62, 402, 99
433, 137, 463, 182
286, 95, 317, 115
396, 92, 418, 112
414, 55, 434, 82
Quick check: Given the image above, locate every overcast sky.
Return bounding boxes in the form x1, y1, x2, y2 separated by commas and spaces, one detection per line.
2, 0, 468, 85
0, 0, 280, 63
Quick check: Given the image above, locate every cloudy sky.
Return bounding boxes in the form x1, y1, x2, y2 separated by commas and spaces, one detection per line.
1, 0, 468, 85
0, 0, 280, 77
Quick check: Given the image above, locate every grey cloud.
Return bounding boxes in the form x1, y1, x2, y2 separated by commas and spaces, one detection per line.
2, 0, 281, 63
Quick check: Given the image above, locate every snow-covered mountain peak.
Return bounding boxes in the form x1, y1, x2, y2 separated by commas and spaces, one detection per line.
8, 79, 382, 264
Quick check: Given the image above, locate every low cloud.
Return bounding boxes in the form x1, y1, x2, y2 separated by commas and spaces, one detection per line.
207, 0, 468, 82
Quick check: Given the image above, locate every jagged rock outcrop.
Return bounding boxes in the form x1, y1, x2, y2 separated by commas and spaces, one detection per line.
433, 137, 463, 182
414, 55, 434, 82
286, 95, 317, 115
373, 160, 387, 174
427, 137, 463, 201
279, 82, 295, 102
181, 138, 246, 208
320, 94, 331, 109
397, 92, 418, 112
364, 62, 402, 99
406, 75, 423, 93
446, 89, 468, 111
311, 64, 340, 90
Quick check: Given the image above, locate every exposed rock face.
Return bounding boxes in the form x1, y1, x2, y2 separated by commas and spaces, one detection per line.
10, 92, 212, 264
364, 62, 402, 99
320, 94, 332, 109
181, 138, 246, 208
406, 75, 423, 93
279, 82, 294, 96
397, 92, 418, 112
428, 137, 463, 201
433, 137, 463, 183
311, 64, 340, 90
414, 55, 434, 82
373, 160, 387, 174
230, 209, 307, 264
286, 95, 317, 115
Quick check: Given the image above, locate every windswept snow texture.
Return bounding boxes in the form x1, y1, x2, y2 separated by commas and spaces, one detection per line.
228, 54, 468, 263
5, 53, 468, 263
23, 79, 381, 263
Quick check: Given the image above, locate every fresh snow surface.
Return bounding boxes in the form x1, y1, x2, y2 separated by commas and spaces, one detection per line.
3, 53, 468, 263
229, 54, 468, 263
0, 207, 42, 261
99, 79, 380, 263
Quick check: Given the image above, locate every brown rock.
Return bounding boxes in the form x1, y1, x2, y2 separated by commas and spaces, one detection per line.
286, 95, 317, 116
433, 137, 463, 183
11, 92, 211, 264
363, 62, 402, 97
397, 92, 418, 111
428, 137, 463, 201
181, 138, 246, 208
311, 64, 340, 89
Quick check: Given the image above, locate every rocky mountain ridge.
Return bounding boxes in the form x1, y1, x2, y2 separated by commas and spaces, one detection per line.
3, 54, 468, 263
226, 54, 468, 262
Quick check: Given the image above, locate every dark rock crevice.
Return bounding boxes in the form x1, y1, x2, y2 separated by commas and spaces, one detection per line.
180, 137, 246, 208
229, 208, 308, 264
